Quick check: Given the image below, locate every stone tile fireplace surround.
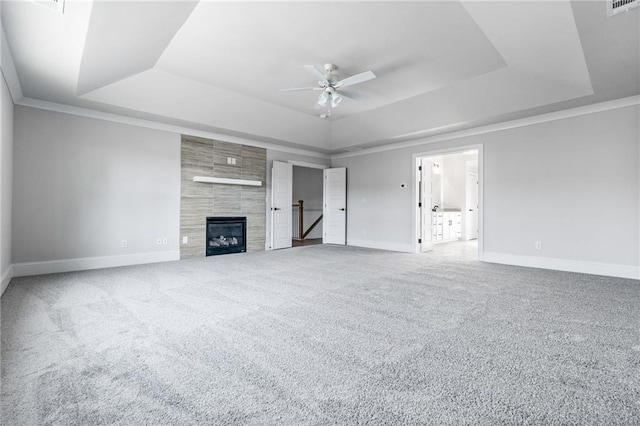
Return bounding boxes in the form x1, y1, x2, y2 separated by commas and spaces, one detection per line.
180, 135, 266, 258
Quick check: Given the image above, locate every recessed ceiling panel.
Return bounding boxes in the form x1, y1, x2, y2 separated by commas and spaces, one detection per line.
155, 1, 506, 120
331, 0, 596, 149
77, 1, 198, 95
2, 0, 636, 155
81, 68, 333, 151
1, 0, 93, 100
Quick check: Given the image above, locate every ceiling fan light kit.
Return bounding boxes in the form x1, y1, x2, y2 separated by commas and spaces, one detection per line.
317, 91, 329, 106
282, 63, 376, 112
331, 94, 342, 108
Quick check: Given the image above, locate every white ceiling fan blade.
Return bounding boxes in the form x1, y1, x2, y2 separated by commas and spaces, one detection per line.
335, 70, 376, 88
305, 65, 329, 85
337, 89, 369, 101
280, 87, 322, 92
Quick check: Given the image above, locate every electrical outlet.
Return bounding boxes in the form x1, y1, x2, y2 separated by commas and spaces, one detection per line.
162, 237, 168, 245
535, 241, 542, 250
121, 240, 128, 249
182, 236, 188, 245
156, 238, 162, 245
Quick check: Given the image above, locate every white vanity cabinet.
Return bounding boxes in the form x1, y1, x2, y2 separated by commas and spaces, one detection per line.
431, 210, 461, 242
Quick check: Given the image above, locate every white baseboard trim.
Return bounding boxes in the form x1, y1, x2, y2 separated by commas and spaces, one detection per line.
347, 238, 414, 253
12, 250, 181, 278
483, 252, 640, 280
1, 265, 13, 296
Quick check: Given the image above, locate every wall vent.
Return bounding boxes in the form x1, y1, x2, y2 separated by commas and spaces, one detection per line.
608, 0, 639, 16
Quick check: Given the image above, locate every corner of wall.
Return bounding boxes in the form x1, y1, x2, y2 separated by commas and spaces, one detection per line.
1, 265, 12, 296
0, 21, 24, 103
0, 31, 15, 297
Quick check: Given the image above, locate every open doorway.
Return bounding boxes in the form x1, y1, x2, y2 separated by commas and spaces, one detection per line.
292, 166, 324, 247
269, 160, 346, 250
415, 146, 482, 260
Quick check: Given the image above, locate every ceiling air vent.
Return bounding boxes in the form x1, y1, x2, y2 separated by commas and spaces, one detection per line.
607, 0, 639, 16
31, 0, 65, 14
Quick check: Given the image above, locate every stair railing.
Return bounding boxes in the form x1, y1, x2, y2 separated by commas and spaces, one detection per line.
292, 200, 323, 240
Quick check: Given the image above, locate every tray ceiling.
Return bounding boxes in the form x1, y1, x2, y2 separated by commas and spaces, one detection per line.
2, 1, 638, 153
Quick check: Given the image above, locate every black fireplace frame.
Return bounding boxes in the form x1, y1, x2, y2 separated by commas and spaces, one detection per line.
206, 216, 247, 256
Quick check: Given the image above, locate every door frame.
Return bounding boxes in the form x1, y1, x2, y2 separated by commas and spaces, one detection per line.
418, 158, 434, 253
266, 159, 329, 250
270, 160, 293, 250
464, 161, 479, 241
412, 144, 484, 260
322, 167, 347, 245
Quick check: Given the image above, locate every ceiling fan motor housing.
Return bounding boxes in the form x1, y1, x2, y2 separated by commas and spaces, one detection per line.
324, 63, 337, 73
324, 63, 338, 83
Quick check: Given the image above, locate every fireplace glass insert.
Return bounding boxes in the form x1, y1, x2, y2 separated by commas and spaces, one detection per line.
206, 217, 247, 256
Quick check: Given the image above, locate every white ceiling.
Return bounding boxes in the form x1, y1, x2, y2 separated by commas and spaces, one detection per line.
2, 1, 638, 154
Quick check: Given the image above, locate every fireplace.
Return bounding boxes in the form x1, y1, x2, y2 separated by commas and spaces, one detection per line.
206, 217, 247, 256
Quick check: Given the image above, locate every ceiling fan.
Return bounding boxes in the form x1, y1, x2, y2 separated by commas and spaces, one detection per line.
281, 63, 376, 109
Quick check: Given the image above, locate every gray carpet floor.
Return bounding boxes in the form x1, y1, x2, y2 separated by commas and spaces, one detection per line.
2, 242, 639, 425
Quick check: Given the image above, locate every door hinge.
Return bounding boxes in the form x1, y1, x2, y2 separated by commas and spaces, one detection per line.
418, 238, 422, 244
418, 166, 422, 171
418, 202, 422, 208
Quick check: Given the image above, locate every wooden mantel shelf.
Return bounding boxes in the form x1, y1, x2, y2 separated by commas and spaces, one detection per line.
193, 176, 262, 187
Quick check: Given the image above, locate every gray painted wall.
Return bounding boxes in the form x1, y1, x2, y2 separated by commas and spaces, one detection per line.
334, 148, 413, 251
333, 105, 640, 268
11, 106, 331, 267
442, 153, 476, 210
1, 73, 13, 293
13, 106, 180, 263
292, 166, 323, 239
8, 101, 638, 278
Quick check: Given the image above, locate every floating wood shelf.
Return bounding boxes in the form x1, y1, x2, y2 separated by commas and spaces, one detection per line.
193, 176, 262, 187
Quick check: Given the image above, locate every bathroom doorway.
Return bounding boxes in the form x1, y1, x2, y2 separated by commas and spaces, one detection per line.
414, 146, 482, 260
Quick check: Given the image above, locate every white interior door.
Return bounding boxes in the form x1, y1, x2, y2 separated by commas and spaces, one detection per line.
270, 161, 292, 250
420, 159, 434, 252
465, 164, 479, 240
323, 167, 346, 245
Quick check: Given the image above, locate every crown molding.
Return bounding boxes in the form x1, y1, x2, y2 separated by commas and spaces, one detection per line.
332, 95, 640, 160
12, 85, 639, 162
17, 97, 332, 159
1, 23, 23, 103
